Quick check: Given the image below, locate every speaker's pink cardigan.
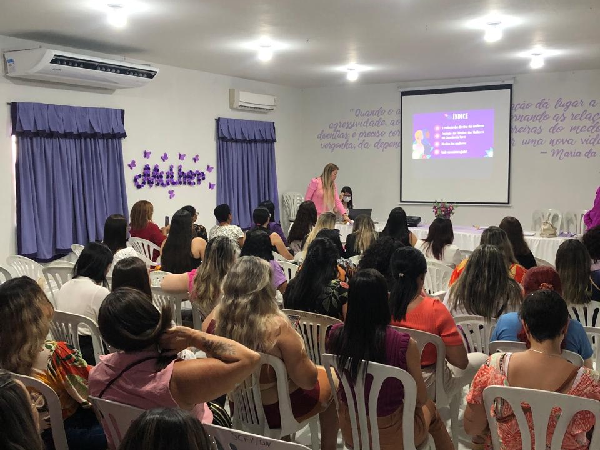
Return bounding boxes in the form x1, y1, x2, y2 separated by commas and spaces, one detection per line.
305, 177, 347, 216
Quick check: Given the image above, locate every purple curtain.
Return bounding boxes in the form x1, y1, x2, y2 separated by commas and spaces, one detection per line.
12, 102, 129, 261
216, 117, 280, 228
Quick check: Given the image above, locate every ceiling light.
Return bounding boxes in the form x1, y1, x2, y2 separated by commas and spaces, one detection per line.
346, 68, 358, 82
258, 43, 273, 62
530, 53, 544, 69
107, 4, 127, 28
484, 22, 502, 42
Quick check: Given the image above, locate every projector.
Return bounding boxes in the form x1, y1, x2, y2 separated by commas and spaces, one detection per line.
406, 216, 421, 227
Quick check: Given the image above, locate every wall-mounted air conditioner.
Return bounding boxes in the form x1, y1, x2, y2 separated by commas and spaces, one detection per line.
229, 89, 276, 112
3, 48, 159, 89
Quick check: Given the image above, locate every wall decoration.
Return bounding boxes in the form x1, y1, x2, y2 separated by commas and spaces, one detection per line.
169, 189, 175, 199
161, 152, 169, 162
127, 160, 136, 170
207, 164, 214, 173
143, 150, 151, 159
193, 154, 200, 163
179, 152, 186, 160
209, 182, 216, 190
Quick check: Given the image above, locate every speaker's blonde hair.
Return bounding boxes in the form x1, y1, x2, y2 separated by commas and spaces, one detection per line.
320, 163, 339, 211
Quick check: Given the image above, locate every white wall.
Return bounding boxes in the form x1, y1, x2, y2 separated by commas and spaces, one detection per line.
0, 35, 302, 261
299, 71, 600, 229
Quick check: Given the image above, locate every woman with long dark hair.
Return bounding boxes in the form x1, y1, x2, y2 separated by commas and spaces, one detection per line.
259, 200, 288, 246
415, 217, 461, 267
241, 228, 288, 294
284, 237, 348, 319
582, 225, 600, 301
357, 236, 404, 288
499, 216, 536, 269
345, 214, 377, 258
161, 209, 207, 274
288, 201, 318, 254
381, 207, 417, 246
327, 270, 453, 450
252, 207, 294, 260
556, 239, 593, 305
103, 214, 140, 275
111, 257, 152, 298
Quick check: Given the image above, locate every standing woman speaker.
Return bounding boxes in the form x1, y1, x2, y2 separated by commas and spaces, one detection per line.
305, 163, 350, 222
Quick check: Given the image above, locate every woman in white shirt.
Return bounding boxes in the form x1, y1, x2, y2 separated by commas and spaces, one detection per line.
415, 218, 462, 267
55, 242, 113, 364
103, 214, 140, 275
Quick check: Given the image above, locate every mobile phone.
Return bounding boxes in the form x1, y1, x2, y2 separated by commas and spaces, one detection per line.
165, 216, 170, 227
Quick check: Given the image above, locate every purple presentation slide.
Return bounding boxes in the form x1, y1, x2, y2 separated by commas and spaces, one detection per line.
411, 109, 494, 159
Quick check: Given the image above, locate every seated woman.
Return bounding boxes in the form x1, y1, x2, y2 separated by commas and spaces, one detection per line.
120, 408, 213, 450
111, 257, 152, 298
327, 269, 453, 450
161, 236, 238, 318
316, 228, 352, 277
465, 289, 600, 450
89, 287, 260, 449
445, 245, 524, 319
556, 238, 593, 305
284, 237, 348, 320
415, 217, 461, 267
298, 211, 337, 261
492, 266, 593, 368
56, 241, 113, 364
288, 201, 317, 254
181, 205, 208, 241
0, 369, 44, 450
161, 209, 207, 274
499, 216, 537, 269
357, 236, 404, 288
449, 226, 527, 286
339, 185, 353, 212
252, 207, 293, 260
0, 277, 106, 449
582, 225, 600, 301
389, 247, 487, 399
381, 207, 417, 247
209, 204, 245, 248
103, 214, 140, 275
345, 214, 378, 258
129, 200, 167, 260
259, 200, 288, 246
241, 229, 288, 295
208, 256, 338, 450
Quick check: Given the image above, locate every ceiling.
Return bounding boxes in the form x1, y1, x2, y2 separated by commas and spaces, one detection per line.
1, 0, 599, 88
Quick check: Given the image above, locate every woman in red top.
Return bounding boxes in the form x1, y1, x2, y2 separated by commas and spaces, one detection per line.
389, 247, 488, 400
129, 200, 167, 260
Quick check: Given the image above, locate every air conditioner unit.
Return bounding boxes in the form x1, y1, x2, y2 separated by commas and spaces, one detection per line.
3, 48, 158, 90
229, 89, 276, 112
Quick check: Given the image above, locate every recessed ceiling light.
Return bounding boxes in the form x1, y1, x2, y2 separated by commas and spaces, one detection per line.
346, 67, 358, 82
107, 4, 127, 28
484, 21, 502, 43
530, 53, 544, 69
258, 43, 273, 62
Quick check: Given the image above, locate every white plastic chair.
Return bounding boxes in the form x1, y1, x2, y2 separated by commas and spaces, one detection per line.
204, 423, 310, 450
568, 300, 600, 328
0, 266, 12, 284
191, 302, 205, 330
459, 249, 472, 261
583, 326, 600, 370
531, 210, 545, 232
544, 209, 563, 232
12, 373, 69, 450
229, 352, 319, 450
42, 262, 74, 304
6, 255, 43, 280
535, 257, 554, 268
483, 385, 600, 450
322, 354, 435, 450
281, 309, 341, 365
49, 310, 106, 363
151, 286, 185, 325
349, 255, 362, 266
424, 258, 453, 296
128, 237, 161, 264
71, 244, 84, 257
564, 210, 588, 234
88, 396, 144, 449
453, 315, 497, 354
149, 270, 170, 287
488, 341, 584, 366
278, 261, 299, 282
282, 192, 305, 233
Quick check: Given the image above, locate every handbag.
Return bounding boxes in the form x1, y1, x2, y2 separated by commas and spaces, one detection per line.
539, 221, 557, 238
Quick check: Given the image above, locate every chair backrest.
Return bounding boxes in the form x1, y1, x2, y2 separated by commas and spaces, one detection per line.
459, 249, 473, 260
531, 209, 545, 232
149, 270, 170, 287
583, 326, 600, 370
49, 310, 106, 363
323, 353, 428, 450
12, 373, 69, 450
544, 209, 563, 232
71, 244, 84, 257
563, 210, 588, 235
568, 300, 600, 328
349, 255, 362, 266
390, 325, 449, 406
0, 265, 12, 285
191, 302, 205, 330
151, 286, 185, 325
42, 262, 75, 304
483, 385, 600, 450
424, 258, 453, 295
204, 423, 310, 450
453, 315, 497, 354
281, 309, 342, 365
488, 341, 584, 367
128, 238, 161, 264
534, 257, 554, 268
89, 396, 144, 449
278, 260, 299, 282
6, 255, 43, 280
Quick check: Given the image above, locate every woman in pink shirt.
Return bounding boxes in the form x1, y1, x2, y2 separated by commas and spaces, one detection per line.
305, 163, 350, 221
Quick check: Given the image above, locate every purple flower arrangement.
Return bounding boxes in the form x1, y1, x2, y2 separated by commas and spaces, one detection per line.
432, 201, 456, 219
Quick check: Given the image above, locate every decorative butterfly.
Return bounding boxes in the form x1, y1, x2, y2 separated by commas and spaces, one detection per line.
208, 182, 216, 190
127, 160, 136, 170
161, 153, 169, 162
179, 153, 186, 161
168, 190, 175, 199
143, 150, 151, 159
206, 164, 214, 173
192, 154, 200, 163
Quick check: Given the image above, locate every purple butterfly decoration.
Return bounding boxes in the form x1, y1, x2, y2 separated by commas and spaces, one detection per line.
208, 182, 216, 190
143, 150, 151, 159
127, 160, 136, 170
192, 154, 200, 163
168, 190, 175, 199
161, 153, 169, 162
206, 164, 214, 173
179, 153, 186, 161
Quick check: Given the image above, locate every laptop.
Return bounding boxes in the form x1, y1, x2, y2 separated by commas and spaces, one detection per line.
348, 209, 372, 220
